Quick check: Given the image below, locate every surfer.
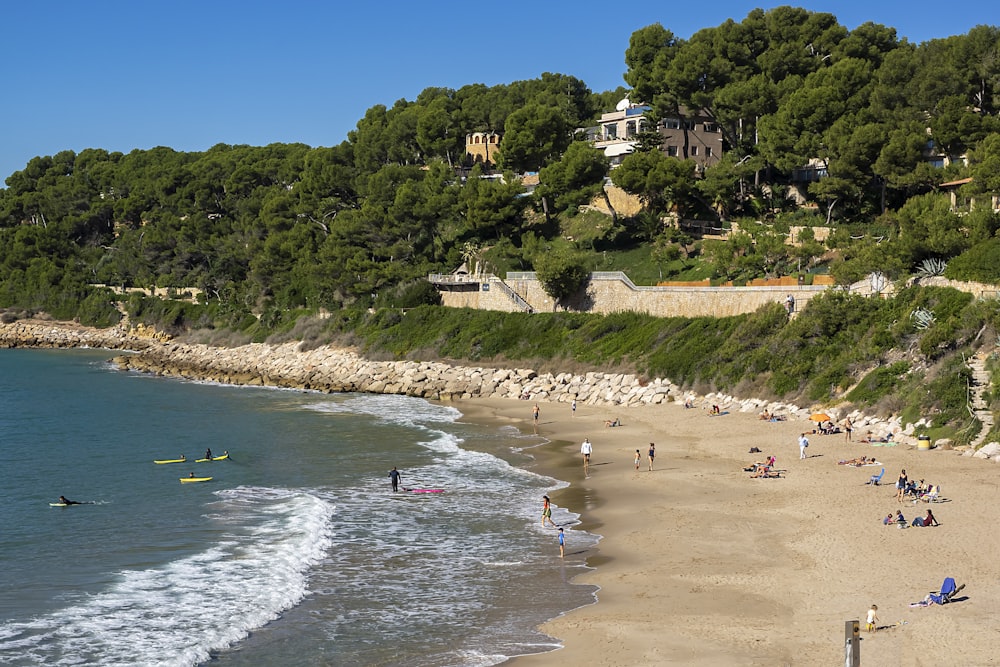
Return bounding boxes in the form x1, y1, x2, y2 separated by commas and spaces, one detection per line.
57, 495, 80, 505
205, 448, 212, 460
388, 466, 402, 492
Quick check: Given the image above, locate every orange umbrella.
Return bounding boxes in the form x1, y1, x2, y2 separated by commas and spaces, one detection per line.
810, 413, 831, 422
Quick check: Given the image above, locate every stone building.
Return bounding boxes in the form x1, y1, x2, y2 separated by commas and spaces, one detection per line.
465, 131, 501, 167
658, 108, 724, 169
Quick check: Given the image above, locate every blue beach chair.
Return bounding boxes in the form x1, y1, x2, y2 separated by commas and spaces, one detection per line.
928, 577, 964, 605
867, 468, 885, 486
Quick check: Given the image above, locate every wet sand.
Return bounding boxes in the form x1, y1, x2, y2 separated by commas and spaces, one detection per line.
456, 396, 1000, 667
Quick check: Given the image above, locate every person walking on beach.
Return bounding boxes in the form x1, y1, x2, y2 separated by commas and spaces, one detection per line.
647, 442, 655, 471
634, 449, 641, 470
388, 466, 402, 493
581, 438, 592, 473
798, 432, 809, 459
541, 495, 556, 528
558, 528, 565, 558
571, 399, 577, 417
866, 604, 879, 632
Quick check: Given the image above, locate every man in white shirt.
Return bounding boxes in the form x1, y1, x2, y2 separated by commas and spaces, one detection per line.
799, 432, 810, 459
581, 438, 593, 470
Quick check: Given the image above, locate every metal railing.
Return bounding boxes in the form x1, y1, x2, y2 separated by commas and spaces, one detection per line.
427, 273, 483, 284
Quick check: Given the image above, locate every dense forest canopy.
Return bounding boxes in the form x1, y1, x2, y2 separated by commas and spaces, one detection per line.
2, 6, 1000, 334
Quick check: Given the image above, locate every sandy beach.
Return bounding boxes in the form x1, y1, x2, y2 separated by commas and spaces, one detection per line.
456, 396, 1000, 667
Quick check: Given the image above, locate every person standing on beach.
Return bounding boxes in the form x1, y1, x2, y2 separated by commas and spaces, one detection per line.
558, 528, 565, 558
571, 399, 577, 417
388, 466, 402, 493
896, 469, 908, 502
541, 495, 556, 528
647, 443, 655, 471
634, 449, 641, 470
581, 438, 592, 472
798, 432, 809, 459
843, 417, 853, 442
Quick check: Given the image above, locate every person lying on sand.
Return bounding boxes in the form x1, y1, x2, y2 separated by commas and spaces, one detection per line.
838, 456, 876, 466
744, 456, 776, 472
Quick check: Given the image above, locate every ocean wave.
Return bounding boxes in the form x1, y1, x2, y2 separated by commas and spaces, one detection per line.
305, 393, 462, 426
0, 487, 333, 667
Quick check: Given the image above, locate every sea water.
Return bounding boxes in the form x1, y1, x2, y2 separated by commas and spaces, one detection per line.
0, 349, 597, 666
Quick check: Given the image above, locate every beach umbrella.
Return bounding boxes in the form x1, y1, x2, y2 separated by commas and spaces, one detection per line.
810, 413, 831, 422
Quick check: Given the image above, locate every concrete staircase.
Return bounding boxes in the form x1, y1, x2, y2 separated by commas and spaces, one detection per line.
967, 350, 995, 448
490, 277, 534, 313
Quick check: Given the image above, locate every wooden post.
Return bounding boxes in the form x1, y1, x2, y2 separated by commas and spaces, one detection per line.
845, 619, 860, 667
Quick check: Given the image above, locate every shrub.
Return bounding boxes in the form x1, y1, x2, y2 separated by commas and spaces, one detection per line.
847, 362, 911, 405
534, 250, 591, 303
944, 237, 1000, 284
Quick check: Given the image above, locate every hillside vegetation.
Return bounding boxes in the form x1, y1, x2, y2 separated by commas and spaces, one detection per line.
1, 7, 1000, 443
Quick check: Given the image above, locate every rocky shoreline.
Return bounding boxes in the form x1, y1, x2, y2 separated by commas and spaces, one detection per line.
4, 318, 997, 459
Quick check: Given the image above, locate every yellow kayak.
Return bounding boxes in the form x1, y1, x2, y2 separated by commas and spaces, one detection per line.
195, 454, 230, 462
180, 477, 213, 483
154, 458, 187, 464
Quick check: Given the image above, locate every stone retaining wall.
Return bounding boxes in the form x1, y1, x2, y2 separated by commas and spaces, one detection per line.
440, 274, 829, 317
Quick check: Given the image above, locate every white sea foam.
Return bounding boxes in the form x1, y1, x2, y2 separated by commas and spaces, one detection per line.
0, 487, 333, 667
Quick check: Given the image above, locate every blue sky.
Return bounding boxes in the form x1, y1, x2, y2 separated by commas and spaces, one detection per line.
1, 1, 993, 183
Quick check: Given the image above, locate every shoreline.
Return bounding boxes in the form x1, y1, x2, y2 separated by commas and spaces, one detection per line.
6, 320, 1000, 664
460, 396, 1000, 666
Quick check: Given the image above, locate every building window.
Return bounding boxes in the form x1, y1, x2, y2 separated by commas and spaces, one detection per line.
691, 146, 699, 156
667, 145, 678, 157
663, 119, 681, 130
704, 122, 719, 133
604, 124, 618, 140
705, 147, 713, 157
